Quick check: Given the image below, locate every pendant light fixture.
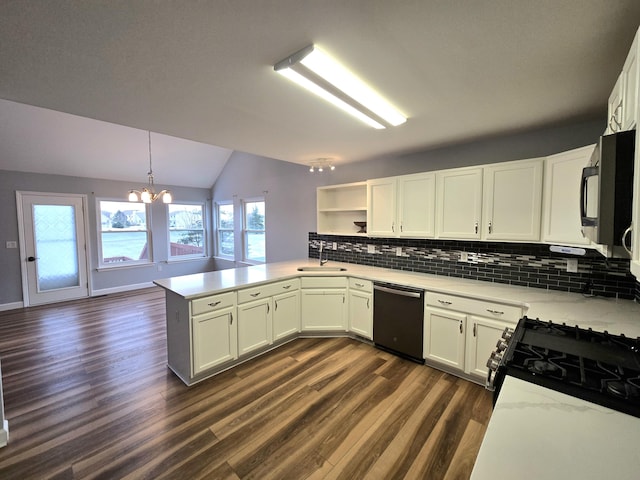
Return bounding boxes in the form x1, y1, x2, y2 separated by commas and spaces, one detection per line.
128, 131, 172, 204
274, 44, 407, 129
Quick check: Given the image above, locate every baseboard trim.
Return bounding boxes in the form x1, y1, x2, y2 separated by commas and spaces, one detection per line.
0, 301, 24, 312
91, 282, 156, 297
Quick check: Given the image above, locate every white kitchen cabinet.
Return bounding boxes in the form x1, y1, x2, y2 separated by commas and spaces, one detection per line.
367, 173, 436, 238
607, 73, 624, 134
163, 289, 238, 383
482, 158, 543, 241
348, 278, 373, 339
367, 177, 397, 236
317, 182, 367, 236
622, 28, 639, 130
630, 105, 640, 278
300, 276, 348, 331
192, 306, 237, 375
424, 292, 522, 381
424, 307, 466, 370
237, 298, 272, 356
273, 289, 300, 341
435, 167, 483, 239
542, 145, 594, 246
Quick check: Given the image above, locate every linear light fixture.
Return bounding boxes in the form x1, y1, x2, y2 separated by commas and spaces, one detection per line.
274, 44, 407, 129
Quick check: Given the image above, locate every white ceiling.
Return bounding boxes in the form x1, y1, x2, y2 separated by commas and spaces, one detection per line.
1, 1, 640, 188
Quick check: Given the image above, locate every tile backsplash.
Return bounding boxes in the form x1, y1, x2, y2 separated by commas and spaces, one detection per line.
309, 233, 639, 301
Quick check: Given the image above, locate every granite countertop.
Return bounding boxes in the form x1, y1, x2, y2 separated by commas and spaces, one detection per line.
154, 259, 640, 337
470, 376, 640, 480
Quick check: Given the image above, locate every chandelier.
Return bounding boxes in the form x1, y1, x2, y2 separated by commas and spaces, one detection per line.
128, 131, 172, 204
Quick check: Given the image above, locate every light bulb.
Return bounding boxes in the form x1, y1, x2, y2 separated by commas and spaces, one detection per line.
318, 166, 323, 172
141, 190, 152, 203
162, 191, 172, 204
128, 191, 138, 202
309, 166, 314, 172
330, 165, 335, 171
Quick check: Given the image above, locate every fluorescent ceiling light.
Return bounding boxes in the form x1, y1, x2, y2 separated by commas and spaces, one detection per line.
274, 45, 406, 129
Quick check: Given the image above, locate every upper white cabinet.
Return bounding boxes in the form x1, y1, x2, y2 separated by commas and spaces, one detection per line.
435, 167, 483, 239
621, 29, 639, 131
542, 145, 594, 246
367, 173, 436, 238
317, 182, 367, 236
482, 158, 544, 242
367, 177, 397, 236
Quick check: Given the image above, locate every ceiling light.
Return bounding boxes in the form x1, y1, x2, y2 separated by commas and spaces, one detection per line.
308, 158, 335, 173
274, 44, 406, 129
128, 131, 172, 204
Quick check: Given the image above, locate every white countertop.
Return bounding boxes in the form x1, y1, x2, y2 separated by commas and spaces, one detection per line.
155, 259, 640, 337
471, 376, 640, 480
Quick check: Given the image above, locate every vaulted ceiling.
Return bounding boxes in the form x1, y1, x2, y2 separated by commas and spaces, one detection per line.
1, 1, 639, 188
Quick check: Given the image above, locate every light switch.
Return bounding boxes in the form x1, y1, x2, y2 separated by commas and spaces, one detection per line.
6, 241, 17, 249
566, 259, 578, 273
367, 244, 376, 254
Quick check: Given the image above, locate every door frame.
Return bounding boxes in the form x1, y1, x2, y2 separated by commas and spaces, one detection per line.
16, 191, 92, 307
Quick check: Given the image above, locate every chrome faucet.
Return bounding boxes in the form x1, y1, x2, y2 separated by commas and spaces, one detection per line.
319, 241, 329, 266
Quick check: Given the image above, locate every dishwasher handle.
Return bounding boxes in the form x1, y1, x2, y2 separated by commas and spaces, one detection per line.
374, 284, 423, 298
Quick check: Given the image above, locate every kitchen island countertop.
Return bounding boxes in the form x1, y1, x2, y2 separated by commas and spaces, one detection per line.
154, 259, 640, 338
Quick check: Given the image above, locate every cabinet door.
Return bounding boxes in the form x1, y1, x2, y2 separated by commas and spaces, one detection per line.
622, 30, 639, 130
273, 290, 300, 341
301, 290, 347, 331
237, 299, 272, 356
607, 73, 624, 134
398, 172, 436, 237
348, 290, 372, 339
367, 177, 397, 236
424, 307, 466, 370
436, 168, 483, 239
482, 158, 543, 241
192, 307, 237, 375
542, 146, 594, 245
466, 316, 511, 379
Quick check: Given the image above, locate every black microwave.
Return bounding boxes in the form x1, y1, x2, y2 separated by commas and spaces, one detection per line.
580, 129, 635, 253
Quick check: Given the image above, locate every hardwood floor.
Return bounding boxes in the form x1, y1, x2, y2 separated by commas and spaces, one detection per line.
0, 288, 493, 479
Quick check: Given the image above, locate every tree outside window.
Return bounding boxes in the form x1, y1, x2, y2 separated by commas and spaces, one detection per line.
98, 200, 150, 267
243, 199, 265, 263
168, 203, 206, 259
216, 202, 234, 258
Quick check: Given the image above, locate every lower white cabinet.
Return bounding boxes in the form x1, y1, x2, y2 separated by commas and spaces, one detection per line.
237, 298, 272, 356
301, 277, 348, 331
192, 306, 238, 375
424, 292, 521, 381
348, 278, 373, 339
273, 290, 301, 341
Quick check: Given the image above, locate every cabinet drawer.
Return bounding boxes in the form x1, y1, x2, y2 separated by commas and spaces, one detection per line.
238, 279, 300, 304
301, 276, 347, 289
425, 292, 522, 322
349, 278, 372, 292
191, 291, 236, 316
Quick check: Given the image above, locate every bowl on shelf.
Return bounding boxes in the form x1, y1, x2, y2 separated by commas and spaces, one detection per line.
354, 221, 367, 233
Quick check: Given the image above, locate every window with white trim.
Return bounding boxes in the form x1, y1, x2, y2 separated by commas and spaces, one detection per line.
98, 200, 151, 267
216, 202, 234, 259
168, 203, 206, 259
243, 198, 265, 263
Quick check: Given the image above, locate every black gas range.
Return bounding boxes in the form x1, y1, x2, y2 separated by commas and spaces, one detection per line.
486, 316, 640, 418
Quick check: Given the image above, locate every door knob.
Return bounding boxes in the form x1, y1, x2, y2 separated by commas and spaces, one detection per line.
27, 256, 37, 262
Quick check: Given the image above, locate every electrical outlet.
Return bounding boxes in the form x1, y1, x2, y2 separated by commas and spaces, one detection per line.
6, 241, 17, 249
367, 244, 376, 254
396, 247, 402, 256
157, 263, 163, 272
460, 252, 469, 262
332, 242, 337, 250
566, 258, 578, 273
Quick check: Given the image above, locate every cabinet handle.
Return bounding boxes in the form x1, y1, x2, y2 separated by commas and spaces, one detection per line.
459, 320, 463, 334
208, 301, 221, 307
355, 282, 364, 288
438, 299, 452, 306
230, 313, 233, 325
267, 303, 270, 314
473, 323, 477, 337
400, 223, 403, 232
342, 295, 345, 303
392, 222, 395, 233
486, 309, 504, 315
622, 224, 633, 256
367, 298, 370, 309
282, 285, 291, 290
488, 221, 492, 234
474, 222, 478, 234
250, 292, 261, 297
275, 301, 278, 311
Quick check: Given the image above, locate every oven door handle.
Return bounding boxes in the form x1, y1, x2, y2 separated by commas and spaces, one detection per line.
374, 285, 422, 298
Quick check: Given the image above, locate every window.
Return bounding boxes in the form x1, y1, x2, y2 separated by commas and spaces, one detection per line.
243, 199, 265, 263
98, 200, 150, 267
216, 202, 234, 258
168, 203, 206, 259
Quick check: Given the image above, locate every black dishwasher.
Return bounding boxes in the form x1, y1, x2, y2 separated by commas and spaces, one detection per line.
373, 282, 425, 364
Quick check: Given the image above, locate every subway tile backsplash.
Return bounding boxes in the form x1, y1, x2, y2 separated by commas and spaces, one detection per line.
309, 233, 639, 301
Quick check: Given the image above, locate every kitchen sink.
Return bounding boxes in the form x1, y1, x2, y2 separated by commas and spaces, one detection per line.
297, 266, 347, 272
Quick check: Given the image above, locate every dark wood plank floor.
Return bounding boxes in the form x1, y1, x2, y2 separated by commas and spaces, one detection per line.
0, 287, 493, 479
